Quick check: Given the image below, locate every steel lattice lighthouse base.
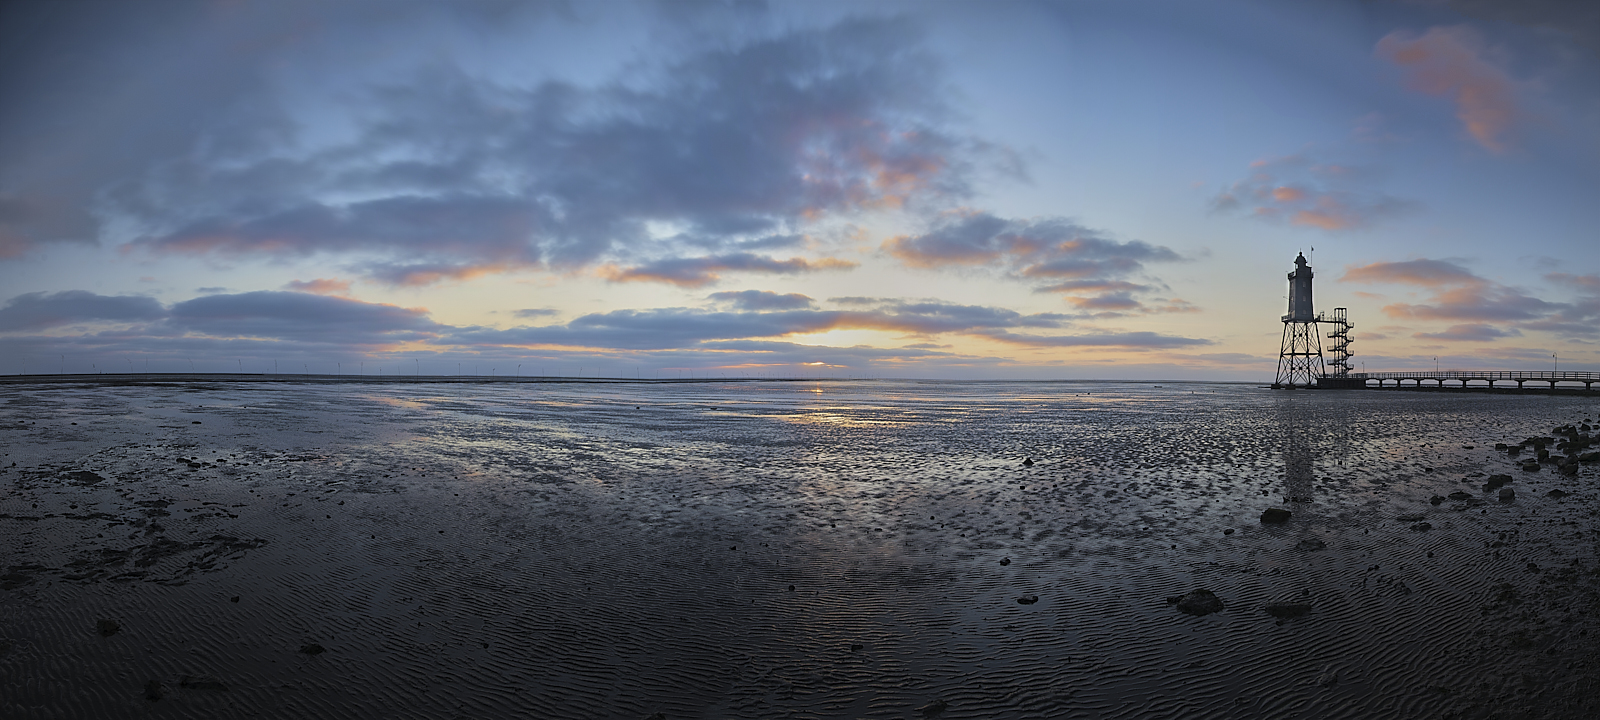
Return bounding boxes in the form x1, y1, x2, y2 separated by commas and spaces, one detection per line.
1274, 318, 1325, 388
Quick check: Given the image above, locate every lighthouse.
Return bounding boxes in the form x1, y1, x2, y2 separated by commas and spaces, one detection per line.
1274, 252, 1325, 388
1285, 252, 1315, 322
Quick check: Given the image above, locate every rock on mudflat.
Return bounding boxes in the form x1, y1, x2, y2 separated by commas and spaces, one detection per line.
1315, 665, 1338, 687
1260, 508, 1292, 523
1410, 522, 1433, 531
96, 619, 120, 637
1499, 487, 1516, 502
918, 698, 949, 717
1016, 594, 1039, 605
144, 680, 163, 702
1547, 489, 1569, 499
1295, 538, 1327, 551
1264, 602, 1313, 619
1172, 589, 1225, 616
299, 643, 325, 655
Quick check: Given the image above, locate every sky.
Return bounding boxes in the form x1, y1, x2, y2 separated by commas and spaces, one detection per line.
1, 0, 1596, 380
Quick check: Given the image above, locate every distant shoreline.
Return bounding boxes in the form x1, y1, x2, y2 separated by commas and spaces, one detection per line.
0, 373, 1264, 386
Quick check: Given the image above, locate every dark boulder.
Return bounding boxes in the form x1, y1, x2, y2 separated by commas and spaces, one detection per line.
1174, 589, 1225, 616
1260, 508, 1292, 523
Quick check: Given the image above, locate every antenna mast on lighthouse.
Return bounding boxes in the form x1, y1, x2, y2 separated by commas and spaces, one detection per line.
1274, 252, 1325, 388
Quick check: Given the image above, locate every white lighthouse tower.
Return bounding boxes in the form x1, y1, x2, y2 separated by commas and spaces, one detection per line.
1274, 252, 1325, 388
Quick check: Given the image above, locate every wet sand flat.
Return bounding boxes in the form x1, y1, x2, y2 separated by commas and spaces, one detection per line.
2, 379, 1599, 719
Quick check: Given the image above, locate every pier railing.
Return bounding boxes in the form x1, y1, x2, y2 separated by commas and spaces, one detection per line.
1334, 370, 1598, 391
1350, 371, 1599, 381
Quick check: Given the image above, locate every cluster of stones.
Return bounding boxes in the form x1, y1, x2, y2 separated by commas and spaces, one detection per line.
1494, 422, 1597, 476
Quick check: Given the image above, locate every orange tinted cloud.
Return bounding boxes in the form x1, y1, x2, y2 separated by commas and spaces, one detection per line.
1341, 259, 1479, 287
373, 263, 517, 287
1376, 26, 1520, 153
1213, 156, 1413, 231
1344, 259, 1563, 323
283, 278, 352, 295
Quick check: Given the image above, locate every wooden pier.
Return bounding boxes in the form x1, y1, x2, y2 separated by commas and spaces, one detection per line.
1329, 371, 1598, 392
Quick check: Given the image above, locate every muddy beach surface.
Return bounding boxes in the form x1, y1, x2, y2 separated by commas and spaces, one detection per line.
2, 379, 1599, 719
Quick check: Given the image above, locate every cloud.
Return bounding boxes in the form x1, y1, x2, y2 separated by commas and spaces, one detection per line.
358, 260, 519, 287
600, 254, 856, 288
283, 278, 352, 295
1212, 155, 1415, 231
707, 290, 816, 311
169, 291, 440, 345
1341, 258, 1481, 286
0, 287, 1220, 377
1547, 272, 1600, 291
1375, 25, 1522, 152
1145, 298, 1201, 314
1412, 323, 1521, 341
73, 14, 990, 285
0, 291, 165, 332
1427, 1, 1600, 56
450, 297, 1212, 352
1528, 272, 1600, 338
1342, 259, 1577, 338
1184, 352, 1265, 365
512, 308, 560, 318
974, 330, 1212, 349
0, 287, 440, 352
883, 211, 1185, 312
456, 301, 1063, 351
